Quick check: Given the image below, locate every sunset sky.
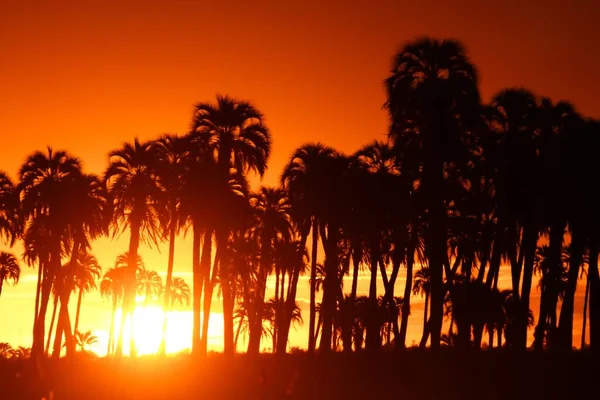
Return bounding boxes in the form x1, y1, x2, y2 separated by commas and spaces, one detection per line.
0, 0, 598, 353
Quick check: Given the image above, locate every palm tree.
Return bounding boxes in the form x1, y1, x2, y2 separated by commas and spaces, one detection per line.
248, 187, 292, 353
0, 342, 13, 359
0, 171, 20, 246
137, 268, 163, 306
73, 253, 102, 335
189, 94, 271, 356
0, 252, 20, 297
105, 138, 167, 356
413, 267, 431, 338
74, 330, 99, 352
153, 134, 188, 354
12, 346, 31, 359
166, 276, 191, 309
281, 143, 339, 352
18, 148, 83, 357
100, 266, 127, 356
385, 38, 480, 348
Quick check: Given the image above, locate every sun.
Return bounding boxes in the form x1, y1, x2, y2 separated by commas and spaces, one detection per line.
97, 305, 226, 356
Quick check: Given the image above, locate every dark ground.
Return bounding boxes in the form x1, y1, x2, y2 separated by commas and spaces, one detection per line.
0, 350, 596, 400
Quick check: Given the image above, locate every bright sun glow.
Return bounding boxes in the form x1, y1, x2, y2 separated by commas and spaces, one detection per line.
93, 306, 225, 356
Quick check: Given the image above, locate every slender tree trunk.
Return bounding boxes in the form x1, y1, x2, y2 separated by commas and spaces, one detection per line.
350, 243, 360, 301
218, 233, 235, 357
399, 232, 416, 348
319, 223, 339, 352
32, 261, 43, 346
582, 270, 590, 349
422, 292, 429, 344
308, 218, 319, 353
277, 225, 310, 354
191, 221, 203, 356
107, 295, 117, 356
74, 287, 84, 335
117, 221, 140, 357
200, 229, 215, 355
365, 239, 380, 351
588, 238, 600, 350
45, 295, 59, 355
516, 225, 537, 349
32, 254, 54, 358
557, 228, 585, 350
160, 209, 177, 355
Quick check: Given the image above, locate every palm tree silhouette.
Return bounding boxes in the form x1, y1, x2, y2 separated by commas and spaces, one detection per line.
73, 253, 102, 335
188, 94, 271, 356
282, 143, 341, 352
100, 265, 127, 356
413, 267, 431, 338
105, 138, 167, 356
74, 330, 98, 353
385, 38, 481, 348
248, 187, 292, 353
18, 147, 82, 357
153, 134, 188, 355
0, 251, 20, 297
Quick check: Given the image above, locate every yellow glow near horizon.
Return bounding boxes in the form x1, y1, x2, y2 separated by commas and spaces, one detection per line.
94, 306, 226, 357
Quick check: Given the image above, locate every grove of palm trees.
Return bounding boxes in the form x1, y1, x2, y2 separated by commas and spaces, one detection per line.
1, 37, 599, 399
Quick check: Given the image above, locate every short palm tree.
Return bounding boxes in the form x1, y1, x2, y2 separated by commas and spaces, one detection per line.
137, 268, 163, 306
74, 330, 99, 352
73, 253, 102, 334
413, 267, 431, 337
0, 342, 13, 359
100, 266, 127, 356
166, 276, 191, 309
0, 251, 20, 297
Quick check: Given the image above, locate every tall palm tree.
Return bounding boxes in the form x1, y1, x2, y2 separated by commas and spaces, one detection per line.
385, 38, 480, 348
153, 134, 188, 354
248, 187, 292, 354
105, 138, 167, 356
73, 253, 102, 334
100, 266, 127, 356
189, 94, 271, 356
0, 172, 20, 246
281, 143, 339, 352
0, 252, 20, 297
18, 148, 83, 357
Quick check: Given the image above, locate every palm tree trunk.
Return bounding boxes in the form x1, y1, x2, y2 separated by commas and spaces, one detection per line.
589, 239, 600, 350
32, 254, 54, 358
74, 287, 84, 334
200, 229, 215, 355
117, 221, 141, 357
581, 270, 590, 349
218, 236, 235, 357
423, 292, 429, 341
319, 222, 339, 352
308, 218, 318, 353
45, 294, 59, 355
160, 210, 177, 355
350, 243, 360, 301
557, 228, 585, 350
515, 224, 537, 349
107, 295, 117, 356
191, 221, 203, 356
277, 225, 310, 354
365, 240, 380, 351
399, 231, 416, 348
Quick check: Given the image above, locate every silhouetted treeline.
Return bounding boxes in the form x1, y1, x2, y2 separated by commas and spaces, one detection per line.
0, 37, 599, 361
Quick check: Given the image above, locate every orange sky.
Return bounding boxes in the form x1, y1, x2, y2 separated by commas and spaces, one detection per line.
0, 0, 598, 352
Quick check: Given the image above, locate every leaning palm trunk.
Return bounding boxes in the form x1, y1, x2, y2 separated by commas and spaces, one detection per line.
365, 240, 380, 351
515, 225, 537, 350
32, 259, 44, 347
74, 286, 84, 334
398, 232, 416, 347
588, 239, 600, 350
191, 221, 203, 356
107, 294, 118, 356
45, 294, 59, 355
557, 228, 585, 350
248, 234, 272, 354
53, 240, 81, 359
217, 231, 235, 356
308, 218, 319, 353
581, 271, 590, 349
159, 207, 177, 355
32, 254, 54, 357
200, 229, 215, 355
319, 223, 340, 352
